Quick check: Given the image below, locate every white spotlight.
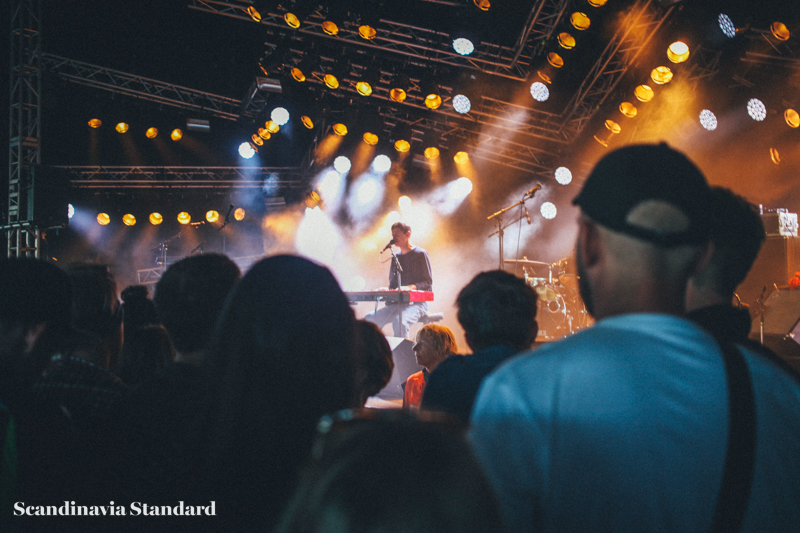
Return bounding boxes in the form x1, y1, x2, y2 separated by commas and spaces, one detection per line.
398, 196, 412, 211
238, 142, 256, 159
699, 110, 717, 131
452, 37, 475, 56
372, 154, 392, 173
334, 155, 352, 174
68, 204, 75, 219
747, 98, 767, 121
540, 202, 557, 220
452, 94, 471, 114
718, 14, 736, 38
271, 107, 290, 126
530, 82, 549, 102
317, 170, 344, 204
554, 167, 572, 185
449, 177, 473, 200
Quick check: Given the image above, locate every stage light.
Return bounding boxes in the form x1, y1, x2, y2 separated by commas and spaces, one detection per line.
570, 12, 591, 31
290, 53, 318, 83
97, 213, 110, 225
699, 110, 717, 130
667, 41, 689, 63
333, 122, 348, 136
541, 202, 557, 220
453, 37, 475, 56
530, 82, 549, 102
619, 102, 638, 117
557, 32, 576, 50
177, 212, 191, 225
398, 196, 412, 210
356, 70, 378, 96
453, 94, 471, 114
123, 214, 136, 227
265, 120, 280, 134
474, 0, 490, 11
334, 155, 352, 174
88, 118, 102, 128
594, 119, 621, 147
247, 6, 262, 22
115, 122, 129, 133
424, 146, 440, 159
555, 167, 572, 185
234, 208, 245, 221
747, 98, 766, 121
149, 213, 163, 225
251, 134, 264, 146
271, 107, 290, 126
390, 73, 410, 103
146, 127, 158, 139
363, 132, 379, 145
718, 14, 736, 38
785, 109, 800, 128
171, 129, 183, 141
258, 128, 271, 140
284, 1, 315, 29
395, 138, 411, 152
771, 22, 790, 41
634, 85, 654, 102
587, 0, 607, 6
547, 52, 564, 68
423, 129, 440, 159
206, 210, 220, 223
771, 148, 781, 165
393, 123, 412, 152
373, 154, 392, 173
239, 142, 256, 159
650, 66, 673, 85
68, 204, 75, 219
420, 75, 443, 110
454, 151, 469, 165
323, 61, 349, 90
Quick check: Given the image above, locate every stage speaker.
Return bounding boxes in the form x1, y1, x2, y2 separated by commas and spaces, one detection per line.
737, 236, 800, 307
376, 337, 421, 400
25, 166, 71, 227
749, 288, 800, 337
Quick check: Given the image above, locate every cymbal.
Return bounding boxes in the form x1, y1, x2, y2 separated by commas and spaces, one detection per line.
504, 259, 550, 266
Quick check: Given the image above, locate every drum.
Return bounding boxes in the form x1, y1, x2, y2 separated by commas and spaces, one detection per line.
553, 256, 580, 291
529, 278, 592, 340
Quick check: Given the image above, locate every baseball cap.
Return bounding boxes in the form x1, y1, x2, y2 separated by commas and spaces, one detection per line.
572, 143, 712, 247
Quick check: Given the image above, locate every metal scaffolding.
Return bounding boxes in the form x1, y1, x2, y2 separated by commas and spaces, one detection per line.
7, 0, 42, 257
61, 166, 308, 189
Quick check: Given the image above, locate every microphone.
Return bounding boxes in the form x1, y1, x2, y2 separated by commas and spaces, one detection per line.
224, 204, 235, 223
191, 221, 205, 226
381, 239, 395, 252
524, 184, 542, 197
524, 206, 531, 225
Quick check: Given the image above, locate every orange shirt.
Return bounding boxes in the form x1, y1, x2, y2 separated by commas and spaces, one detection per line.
403, 371, 427, 409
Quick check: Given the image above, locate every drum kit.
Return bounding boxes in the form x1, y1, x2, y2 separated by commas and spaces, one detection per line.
505, 257, 594, 341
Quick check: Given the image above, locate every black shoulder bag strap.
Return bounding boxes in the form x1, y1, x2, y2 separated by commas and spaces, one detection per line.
709, 338, 757, 533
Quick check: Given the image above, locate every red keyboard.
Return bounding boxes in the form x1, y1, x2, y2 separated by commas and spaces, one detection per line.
345, 290, 434, 304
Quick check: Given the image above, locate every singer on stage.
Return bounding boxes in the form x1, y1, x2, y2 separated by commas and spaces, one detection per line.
365, 222, 432, 339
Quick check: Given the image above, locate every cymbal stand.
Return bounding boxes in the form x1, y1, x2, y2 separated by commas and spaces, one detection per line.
487, 187, 541, 270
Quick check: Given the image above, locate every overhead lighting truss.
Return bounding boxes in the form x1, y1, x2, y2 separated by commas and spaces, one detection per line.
41, 54, 243, 121
60, 166, 308, 189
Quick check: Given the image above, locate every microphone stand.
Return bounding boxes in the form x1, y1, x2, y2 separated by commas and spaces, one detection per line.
487, 187, 540, 271
390, 248, 404, 290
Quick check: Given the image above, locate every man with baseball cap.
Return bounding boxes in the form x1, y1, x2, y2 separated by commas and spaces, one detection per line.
469, 144, 800, 532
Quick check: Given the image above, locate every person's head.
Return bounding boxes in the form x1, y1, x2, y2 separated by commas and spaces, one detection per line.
120, 284, 159, 338
206, 255, 359, 522
572, 143, 713, 319
154, 253, 241, 360
117, 324, 175, 387
276, 410, 504, 533
686, 187, 765, 310
391, 222, 411, 248
64, 263, 122, 369
456, 270, 538, 352
413, 324, 457, 372
0, 258, 72, 380
354, 320, 394, 405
